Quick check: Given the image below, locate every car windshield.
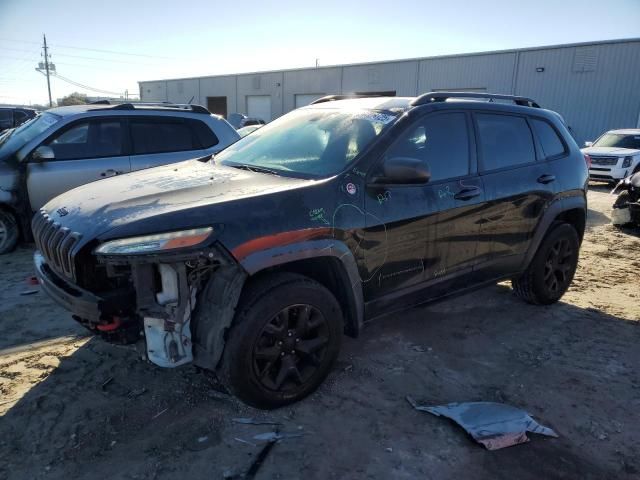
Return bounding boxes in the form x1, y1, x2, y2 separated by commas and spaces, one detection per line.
593, 133, 640, 150
0, 112, 61, 159
216, 108, 398, 178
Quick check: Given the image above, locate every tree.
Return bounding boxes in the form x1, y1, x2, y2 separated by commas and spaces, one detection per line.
58, 92, 87, 106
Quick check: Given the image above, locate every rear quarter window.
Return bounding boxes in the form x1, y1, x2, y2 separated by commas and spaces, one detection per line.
531, 118, 566, 159
189, 119, 219, 148
476, 113, 536, 171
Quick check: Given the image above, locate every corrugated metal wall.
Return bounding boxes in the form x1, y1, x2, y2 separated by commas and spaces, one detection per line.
140, 39, 640, 144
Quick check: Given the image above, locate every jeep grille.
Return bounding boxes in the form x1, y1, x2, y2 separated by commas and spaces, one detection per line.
32, 210, 82, 280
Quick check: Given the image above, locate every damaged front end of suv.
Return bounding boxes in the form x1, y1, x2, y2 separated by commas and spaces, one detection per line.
33, 214, 247, 370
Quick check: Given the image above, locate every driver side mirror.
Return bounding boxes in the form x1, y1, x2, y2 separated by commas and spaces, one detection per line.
584, 141, 593, 147
32, 145, 55, 161
370, 156, 431, 185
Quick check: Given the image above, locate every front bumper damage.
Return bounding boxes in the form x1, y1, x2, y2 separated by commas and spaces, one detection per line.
34, 245, 247, 370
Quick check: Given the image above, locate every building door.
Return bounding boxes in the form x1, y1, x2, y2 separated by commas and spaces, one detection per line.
207, 96, 227, 118
247, 95, 272, 122
295, 94, 325, 108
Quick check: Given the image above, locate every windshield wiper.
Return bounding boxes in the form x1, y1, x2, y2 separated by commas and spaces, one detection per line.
228, 164, 281, 176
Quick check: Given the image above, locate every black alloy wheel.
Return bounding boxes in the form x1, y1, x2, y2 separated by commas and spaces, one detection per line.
252, 304, 330, 393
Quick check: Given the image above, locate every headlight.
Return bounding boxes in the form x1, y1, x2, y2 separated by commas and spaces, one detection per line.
94, 227, 214, 255
622, 156, 633, 168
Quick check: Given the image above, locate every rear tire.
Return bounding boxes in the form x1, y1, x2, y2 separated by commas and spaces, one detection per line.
512, 223, 579, 305
219, 272, 343, 409
0, 210, 19, 255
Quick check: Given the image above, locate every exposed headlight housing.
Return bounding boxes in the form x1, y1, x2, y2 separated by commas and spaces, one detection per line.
622, 156, 633, 168
94, 227, 214, 255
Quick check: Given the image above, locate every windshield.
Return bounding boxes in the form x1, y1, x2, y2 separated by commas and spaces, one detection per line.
593, 133, 640, 150
216, 108, 398, 178
0, 112, 61, 159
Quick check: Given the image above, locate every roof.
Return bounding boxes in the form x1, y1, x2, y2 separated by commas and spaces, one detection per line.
303, 97, 414, 111
47, 104, 113, 117
608, 129, 640, 135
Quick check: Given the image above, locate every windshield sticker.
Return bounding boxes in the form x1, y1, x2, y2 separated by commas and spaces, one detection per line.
41, 115, 58, 127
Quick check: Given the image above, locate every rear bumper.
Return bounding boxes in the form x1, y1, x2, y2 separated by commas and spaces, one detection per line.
34, 251, 129, 323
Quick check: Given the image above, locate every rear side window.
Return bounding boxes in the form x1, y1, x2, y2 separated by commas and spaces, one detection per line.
46, 121, 123, 160
531, 119, 566, 158
385, 112, 470, 182
189, 119, 219, 148
130, 118, 197, 155
476, 113, 535, 171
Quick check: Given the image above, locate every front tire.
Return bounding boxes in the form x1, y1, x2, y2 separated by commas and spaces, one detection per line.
219, 273, 343, 409
0, 210, 19, 254
512, 223, 580, 305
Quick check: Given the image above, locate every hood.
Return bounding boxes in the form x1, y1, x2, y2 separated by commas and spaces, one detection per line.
42, 159, 313, 243
581, 146, 640, 156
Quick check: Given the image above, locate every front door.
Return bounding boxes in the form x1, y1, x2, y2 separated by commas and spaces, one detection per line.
362, 111, 484, 302
27, 119, 130, 210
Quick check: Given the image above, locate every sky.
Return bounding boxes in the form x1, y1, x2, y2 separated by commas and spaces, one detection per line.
0, 0, 639, 106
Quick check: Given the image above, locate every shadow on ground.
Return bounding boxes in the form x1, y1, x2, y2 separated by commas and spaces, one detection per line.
1, 283, 638, 480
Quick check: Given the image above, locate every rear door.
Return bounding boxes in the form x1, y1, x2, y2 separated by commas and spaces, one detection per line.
473, 112, 555, 278
128, 116, 206, 171
26, 118, 130, 210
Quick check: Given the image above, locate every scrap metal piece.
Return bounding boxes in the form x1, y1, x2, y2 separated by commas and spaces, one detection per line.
407, 397, 558, 450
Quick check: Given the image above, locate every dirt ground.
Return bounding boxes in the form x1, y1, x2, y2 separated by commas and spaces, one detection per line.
1, 185, 639, 480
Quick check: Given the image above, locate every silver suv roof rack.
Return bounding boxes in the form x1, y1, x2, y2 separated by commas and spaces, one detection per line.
411, 91, 540, 108
100, 102, 211, 114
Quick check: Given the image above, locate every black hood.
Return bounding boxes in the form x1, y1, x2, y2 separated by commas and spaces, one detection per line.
42, 159, 313, 245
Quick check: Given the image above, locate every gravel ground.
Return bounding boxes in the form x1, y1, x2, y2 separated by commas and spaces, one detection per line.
0, 185, 638, 480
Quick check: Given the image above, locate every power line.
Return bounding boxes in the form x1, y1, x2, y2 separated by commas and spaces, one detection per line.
0, 37, 176, 59
51, 72, 124, 96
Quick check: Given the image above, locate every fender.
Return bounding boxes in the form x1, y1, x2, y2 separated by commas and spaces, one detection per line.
522, 193, 587, 269
238, 237, 365, 337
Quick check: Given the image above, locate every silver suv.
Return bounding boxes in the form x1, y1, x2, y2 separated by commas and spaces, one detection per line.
0, 103, 239, 253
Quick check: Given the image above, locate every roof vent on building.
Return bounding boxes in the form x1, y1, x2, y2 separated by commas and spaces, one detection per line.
573, 47, 598, 73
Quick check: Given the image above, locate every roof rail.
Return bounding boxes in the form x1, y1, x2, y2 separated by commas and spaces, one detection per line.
108, 103, 211, 114
411, 91, 540, 108
309, 94, 389, 105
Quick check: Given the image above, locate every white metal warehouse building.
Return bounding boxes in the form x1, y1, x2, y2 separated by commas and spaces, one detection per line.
139, 38, 640, 145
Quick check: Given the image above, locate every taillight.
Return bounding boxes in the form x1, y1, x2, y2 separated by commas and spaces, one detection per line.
584, 154, 591, 168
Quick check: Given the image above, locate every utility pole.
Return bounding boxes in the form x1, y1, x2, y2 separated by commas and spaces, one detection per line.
42, 34, 53, 107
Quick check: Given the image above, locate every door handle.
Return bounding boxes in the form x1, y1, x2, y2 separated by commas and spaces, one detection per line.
101, 169, 121, 177
454, 186, 481, 201
537, 174, 556, 184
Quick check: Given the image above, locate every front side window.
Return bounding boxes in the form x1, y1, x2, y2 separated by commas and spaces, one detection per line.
45, 120, 123, 161
130, 118, 196, 155
593, 133, 640, 150
381, 112, 470, 182
216, 108, 398, 178
476, 113, 535, 171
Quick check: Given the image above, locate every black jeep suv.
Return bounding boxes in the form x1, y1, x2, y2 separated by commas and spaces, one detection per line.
33, 92, 588, 408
